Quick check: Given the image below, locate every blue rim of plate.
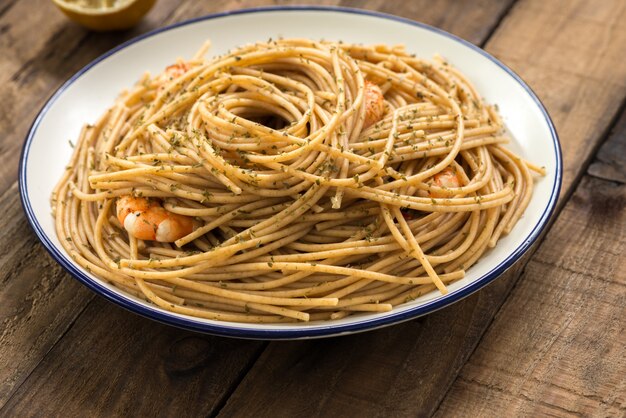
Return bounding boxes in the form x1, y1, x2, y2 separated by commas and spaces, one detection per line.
19, 5, 562, 340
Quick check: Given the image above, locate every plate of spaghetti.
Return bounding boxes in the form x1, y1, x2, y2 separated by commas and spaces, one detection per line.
19, 6, 561, 339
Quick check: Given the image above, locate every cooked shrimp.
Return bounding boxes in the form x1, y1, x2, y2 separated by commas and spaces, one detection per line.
429, 167, 462, 198
156, 62, 191, 90
401, 168, 462, 218
363, 80, 385, 129
164, 62, 190, 79
116, 196, 195, 242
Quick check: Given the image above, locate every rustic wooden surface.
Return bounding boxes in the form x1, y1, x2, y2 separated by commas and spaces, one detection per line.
0, 0, 624, 417
435, 117, 626, 417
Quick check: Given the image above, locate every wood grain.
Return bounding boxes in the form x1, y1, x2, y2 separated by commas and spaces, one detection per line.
0, 183, 92, 405
339, 0, 516, 45
0, 297, 266, 418
214, 0, 626, 416
434, 119, 626, 417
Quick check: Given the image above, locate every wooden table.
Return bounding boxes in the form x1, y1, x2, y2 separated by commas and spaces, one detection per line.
1, 1, 624, 416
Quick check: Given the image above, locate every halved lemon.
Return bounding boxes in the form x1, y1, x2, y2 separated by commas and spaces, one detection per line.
52, 0, 156, 31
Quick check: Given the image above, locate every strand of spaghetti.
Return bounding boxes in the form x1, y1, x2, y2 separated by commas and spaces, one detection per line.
346, 185, 515, 212
135, 278, 294, 323
488, 145, 524, 246
390, 205, 447, 293
169, 261, 444, 286
169, 288, 310, 321
214, 219, 384, 292
494, 144, 537, 233
152, 277, 338, 307
174, 197, 286, 247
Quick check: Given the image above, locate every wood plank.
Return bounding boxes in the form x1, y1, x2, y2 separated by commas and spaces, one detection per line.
588, 111, 626, 184
434, 113, 626, 417
340, 0, 516, 45
215, 0, 626, 416
0, 0, 514, 415
0, 183, 92, 405
0, 297, 265, 418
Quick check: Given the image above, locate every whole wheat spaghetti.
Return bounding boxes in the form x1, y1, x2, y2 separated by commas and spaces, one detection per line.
52, 39, 545, 323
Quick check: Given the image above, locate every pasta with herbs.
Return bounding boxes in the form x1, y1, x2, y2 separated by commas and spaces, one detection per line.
52, 38, 545, 323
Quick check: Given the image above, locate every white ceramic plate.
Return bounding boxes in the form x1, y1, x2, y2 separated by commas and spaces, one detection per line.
20, 7, 562, 339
